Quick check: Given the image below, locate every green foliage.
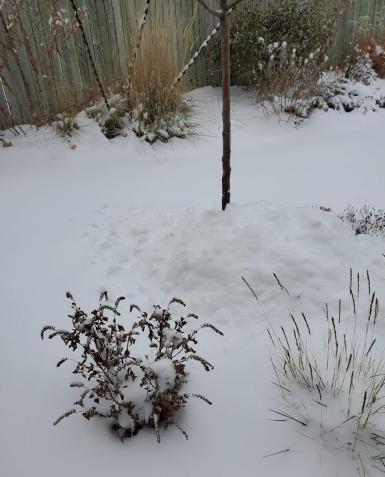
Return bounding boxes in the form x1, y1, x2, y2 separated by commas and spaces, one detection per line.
210, 0, 348, 89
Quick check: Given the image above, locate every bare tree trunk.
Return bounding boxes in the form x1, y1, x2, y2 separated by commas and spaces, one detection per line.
220, 0, 231, 211
196, 0, 244, 210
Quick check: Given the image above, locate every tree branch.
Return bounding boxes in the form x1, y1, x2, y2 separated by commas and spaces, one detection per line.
196, 0, 221, 17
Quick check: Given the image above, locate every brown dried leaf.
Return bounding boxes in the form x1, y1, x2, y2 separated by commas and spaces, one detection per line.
0, 139, 12, 148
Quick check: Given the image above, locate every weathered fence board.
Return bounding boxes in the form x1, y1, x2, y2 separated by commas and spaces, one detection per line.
1, 0, 385, 130
330, 0, 385, 62
0, 4, 31, 126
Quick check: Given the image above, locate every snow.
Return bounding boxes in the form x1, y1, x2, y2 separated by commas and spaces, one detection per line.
148, 358, 176, 393
139, 14, 147, 29
1, 83, 385, 477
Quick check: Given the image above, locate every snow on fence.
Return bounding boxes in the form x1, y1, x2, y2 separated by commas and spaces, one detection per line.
0, 0, 384, 131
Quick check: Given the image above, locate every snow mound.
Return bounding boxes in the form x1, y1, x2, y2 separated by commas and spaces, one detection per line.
91, 203, 385, 321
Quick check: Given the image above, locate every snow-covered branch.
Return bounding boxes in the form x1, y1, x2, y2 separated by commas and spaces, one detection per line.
128, 0, 151, 86
172, 21, 220, 89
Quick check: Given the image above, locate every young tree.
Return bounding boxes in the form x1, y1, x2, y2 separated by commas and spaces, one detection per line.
196, 0, 245, 210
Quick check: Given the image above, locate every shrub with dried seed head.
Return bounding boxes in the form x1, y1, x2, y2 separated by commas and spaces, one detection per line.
42, 293, 222, 443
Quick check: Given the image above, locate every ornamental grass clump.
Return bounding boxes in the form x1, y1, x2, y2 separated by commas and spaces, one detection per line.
265, 271, 385, 475
127, 3, 194, 143
41, 292, 222, 442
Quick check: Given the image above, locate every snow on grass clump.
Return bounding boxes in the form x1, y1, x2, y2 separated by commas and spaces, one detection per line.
265, 271, 385, 475
41, 293, 222, 443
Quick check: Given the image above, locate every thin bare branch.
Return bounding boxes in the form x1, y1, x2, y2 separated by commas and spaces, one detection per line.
196, 0, 221, 17
260, 448, 290, 459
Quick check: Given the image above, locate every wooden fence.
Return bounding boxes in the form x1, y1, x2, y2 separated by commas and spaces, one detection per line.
0, 0, 385, 131
331, 0, 385, 62
0, 0, 219, 131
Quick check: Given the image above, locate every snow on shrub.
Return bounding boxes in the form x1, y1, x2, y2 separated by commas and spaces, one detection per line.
359, 38, 385, 79
338, 206, 385, 238
210, 0, 347, 89
311, 72, 385, 114
209, 0, 348, 120
348, 7, 385, 79
86, 94, 127, 139
55, 113, 79, 137
41, 292, 222, 442
256, 45, 328, 120
344, 45, 378, 86
266, 272, 385, 474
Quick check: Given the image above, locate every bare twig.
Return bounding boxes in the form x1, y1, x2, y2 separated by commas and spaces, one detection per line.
69, 0, 110, 110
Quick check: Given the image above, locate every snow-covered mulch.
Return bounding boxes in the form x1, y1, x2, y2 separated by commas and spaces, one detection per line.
1, 84, 385, 477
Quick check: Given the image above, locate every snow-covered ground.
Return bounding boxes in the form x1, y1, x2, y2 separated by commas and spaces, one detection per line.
1, 85, 385, 477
